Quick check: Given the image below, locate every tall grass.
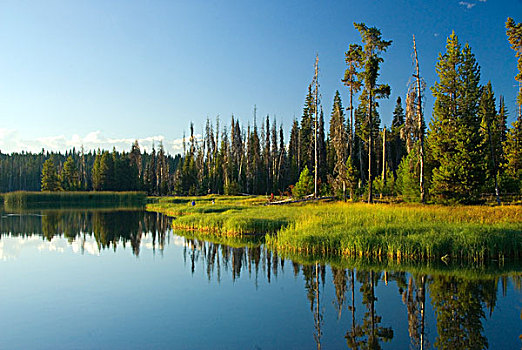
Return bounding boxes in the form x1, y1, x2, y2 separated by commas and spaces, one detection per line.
3, 191, 147, 209
148, 197, 522, 262
266, 203, 521, 262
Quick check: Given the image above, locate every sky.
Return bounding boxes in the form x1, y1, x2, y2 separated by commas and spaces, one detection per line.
0, 0, 521, 155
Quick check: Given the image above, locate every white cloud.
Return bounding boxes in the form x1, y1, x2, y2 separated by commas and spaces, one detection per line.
459, 0, 486, 8
459, 1, 476, 9
0, 129, 197, 155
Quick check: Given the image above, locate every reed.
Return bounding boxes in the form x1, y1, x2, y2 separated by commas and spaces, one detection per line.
3, 191, 147, 208
148, 197, 522, 262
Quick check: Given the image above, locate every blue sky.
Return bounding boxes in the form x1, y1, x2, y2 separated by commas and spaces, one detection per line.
0, 0, 521, 154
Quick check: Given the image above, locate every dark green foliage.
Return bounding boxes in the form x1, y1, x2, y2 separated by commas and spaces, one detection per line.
396, 149, 422, 201
390, 96, 406, 176
3, 191, 146, 209
352, 22, 392, 203
61, 156, 80, 191
328, 91, 348, 187
41, 158, 61, 191
503, 114, 522, 190
288, 118, 301, 185
293, 167, 314, 199
1, 140, 175, 195
479, 82, 504, 196
317, 108, 327, 184
506, 17, 522, 106
429, 33, 485, 203
431, 276, 489, 350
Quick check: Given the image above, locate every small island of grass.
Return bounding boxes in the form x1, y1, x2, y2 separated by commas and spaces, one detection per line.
148, 195, 522, 263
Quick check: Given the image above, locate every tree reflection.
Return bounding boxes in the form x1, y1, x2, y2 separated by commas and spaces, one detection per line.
303, 262, 325, 350
400, 274, 428, 350
346, 270, 394, 349
0, 209, 170, 256
2, 211, 519, 349
430, 275, 497, 350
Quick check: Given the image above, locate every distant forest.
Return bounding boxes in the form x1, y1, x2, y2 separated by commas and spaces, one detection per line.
1, 19, 521, 203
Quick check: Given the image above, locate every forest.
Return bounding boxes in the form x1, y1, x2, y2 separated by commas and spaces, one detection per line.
1, 19, 521, 204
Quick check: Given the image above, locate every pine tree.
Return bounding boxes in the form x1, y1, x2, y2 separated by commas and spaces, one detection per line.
342, 44, 363, 158
479, 82, 501, 202
503, 112, 522, 186
288, 118, 300, 185
317, 107, 327, 186
99, 151, 114, 191
390, 96, 406, 176
61, 155, 80, 191
506, 17, 522, 113
157, 142, 169, 195
41, 158, 61, 191
292, 167, 313, 199
263, 115, 272, 193
128, 141, 142, 190
92, 150, 102, 191
301, 85, 315, 173
353, 22, 392, 203
429, 33, 484, 203
270, 118, 277, 192
328, 91, 349, 198
278, 124, 289, 192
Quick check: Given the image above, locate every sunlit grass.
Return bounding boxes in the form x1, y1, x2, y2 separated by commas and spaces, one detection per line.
3, 191, 147, 209
148, 197, 522, 262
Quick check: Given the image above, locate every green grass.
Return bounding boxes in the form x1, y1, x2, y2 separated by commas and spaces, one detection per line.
173, 225, 522, 279
148, 196, 522, 262
148, 195, 290, 235
3, 191, 147, 209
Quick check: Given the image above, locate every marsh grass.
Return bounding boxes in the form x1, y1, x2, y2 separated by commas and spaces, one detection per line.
148, 197, 522, 262
3, 191, 147, 209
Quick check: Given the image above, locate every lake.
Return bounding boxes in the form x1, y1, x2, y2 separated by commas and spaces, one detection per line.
0, 209, 520, 349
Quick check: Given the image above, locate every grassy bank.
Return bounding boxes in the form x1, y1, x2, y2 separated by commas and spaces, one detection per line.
148, 196, 522, 262
181, 229, 522, 279
3, 191, 147, 209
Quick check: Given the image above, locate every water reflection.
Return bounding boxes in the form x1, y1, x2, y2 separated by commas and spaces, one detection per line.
182, 236, 521, 350
0, 210, 520, 349
0, 209, 170, 256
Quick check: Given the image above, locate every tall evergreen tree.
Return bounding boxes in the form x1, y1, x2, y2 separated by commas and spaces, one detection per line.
288, 118, 301, 185
278, 124, 289, 192
61, 155, 80, 191
390, 97, 406, 176
41, 158, 61, 191
506, 17, 522, 116
342, 44, 363, 158
301, 85, 315, 173
503, 111, 522, 184
353, 22, 392, 203
92, 150, 102, 191
317, 107, 327, 185
479, 82, 501, 202
429, 33, 484, 203
328, 91, 349, 198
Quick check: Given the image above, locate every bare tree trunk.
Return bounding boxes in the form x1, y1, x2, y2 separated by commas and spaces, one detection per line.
381, 126, 386, 199
314, 55, 319, 199
368, 90, 373, 203
413, 35, 425, 203
487, 122, 501, 205
382, 126, 386, 183
419, 275, 426, 350
349, 87, 354, 159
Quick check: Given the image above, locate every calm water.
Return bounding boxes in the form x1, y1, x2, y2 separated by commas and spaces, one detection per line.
0, 209, 520, 350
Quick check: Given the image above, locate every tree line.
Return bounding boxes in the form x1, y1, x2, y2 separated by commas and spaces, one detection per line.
1, 18, 521, 203
1, 143, 180, 195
